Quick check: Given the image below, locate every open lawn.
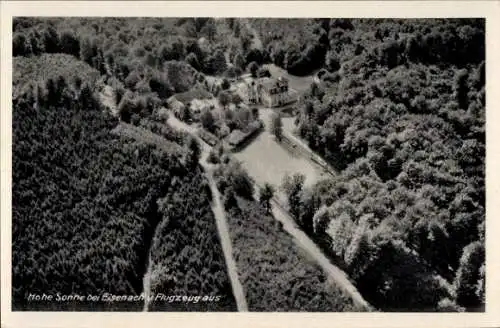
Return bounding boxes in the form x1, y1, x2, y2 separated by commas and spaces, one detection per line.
232, 108, 327, 200
111, 122, 184, 156
263, 64, 315, 93
282, 115, 297, 135
13, 53, 101, 98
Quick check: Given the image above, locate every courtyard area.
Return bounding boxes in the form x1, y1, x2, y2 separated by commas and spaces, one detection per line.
232, 107, 328, 201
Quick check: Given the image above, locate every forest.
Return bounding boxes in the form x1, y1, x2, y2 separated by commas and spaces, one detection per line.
268, 19, 485, 311
213, 160, 363, 311
12, 17, 485, 312
12, 17, 268, 129
12, 70, 165, 310
148, 169, 237, 311
11, 21, 236, 310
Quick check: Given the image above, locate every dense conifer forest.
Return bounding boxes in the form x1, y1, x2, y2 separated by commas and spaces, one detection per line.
12, 18, 237, 310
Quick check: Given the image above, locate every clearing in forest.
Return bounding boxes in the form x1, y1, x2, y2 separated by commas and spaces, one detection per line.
232, 108, 327, 201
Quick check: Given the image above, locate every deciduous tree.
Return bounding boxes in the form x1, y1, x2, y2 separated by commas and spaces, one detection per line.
453, 241, 485, 308
282, 173, 305, 219
259, 183, 275, 213
200, 109, 216, 133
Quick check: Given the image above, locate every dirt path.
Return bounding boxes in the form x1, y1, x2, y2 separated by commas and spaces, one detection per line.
167, 114, 249, 312
205, 171, 249, 312
252, 109, 371, 309
167, 114, 371, 311
100, 88, 155, 311
144, 114, 248, 311
142, 253, 153, 311
281, 131, 337, 176
99, 85, 118, 116
269, 198, 372, 311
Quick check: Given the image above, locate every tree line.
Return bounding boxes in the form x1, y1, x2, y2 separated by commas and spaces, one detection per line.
268, 18, 485, 311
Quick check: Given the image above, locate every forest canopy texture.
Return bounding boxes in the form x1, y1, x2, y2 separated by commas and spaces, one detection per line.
11, 17, 485, 312
264, 18, 485, 312
11, 19, 237, 310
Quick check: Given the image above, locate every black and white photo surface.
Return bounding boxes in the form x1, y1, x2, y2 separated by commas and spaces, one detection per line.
10, 16, 486, 313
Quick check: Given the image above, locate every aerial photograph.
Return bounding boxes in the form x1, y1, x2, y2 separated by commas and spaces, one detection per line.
11, 17, 485, 312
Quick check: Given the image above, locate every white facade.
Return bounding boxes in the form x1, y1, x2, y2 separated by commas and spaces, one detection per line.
245, 77, 297, 108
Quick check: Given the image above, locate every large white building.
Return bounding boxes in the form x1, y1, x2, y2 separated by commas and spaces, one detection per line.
246, 77, 298, 108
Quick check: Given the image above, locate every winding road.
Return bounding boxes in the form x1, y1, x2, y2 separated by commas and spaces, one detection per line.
167, 114, 372, 312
